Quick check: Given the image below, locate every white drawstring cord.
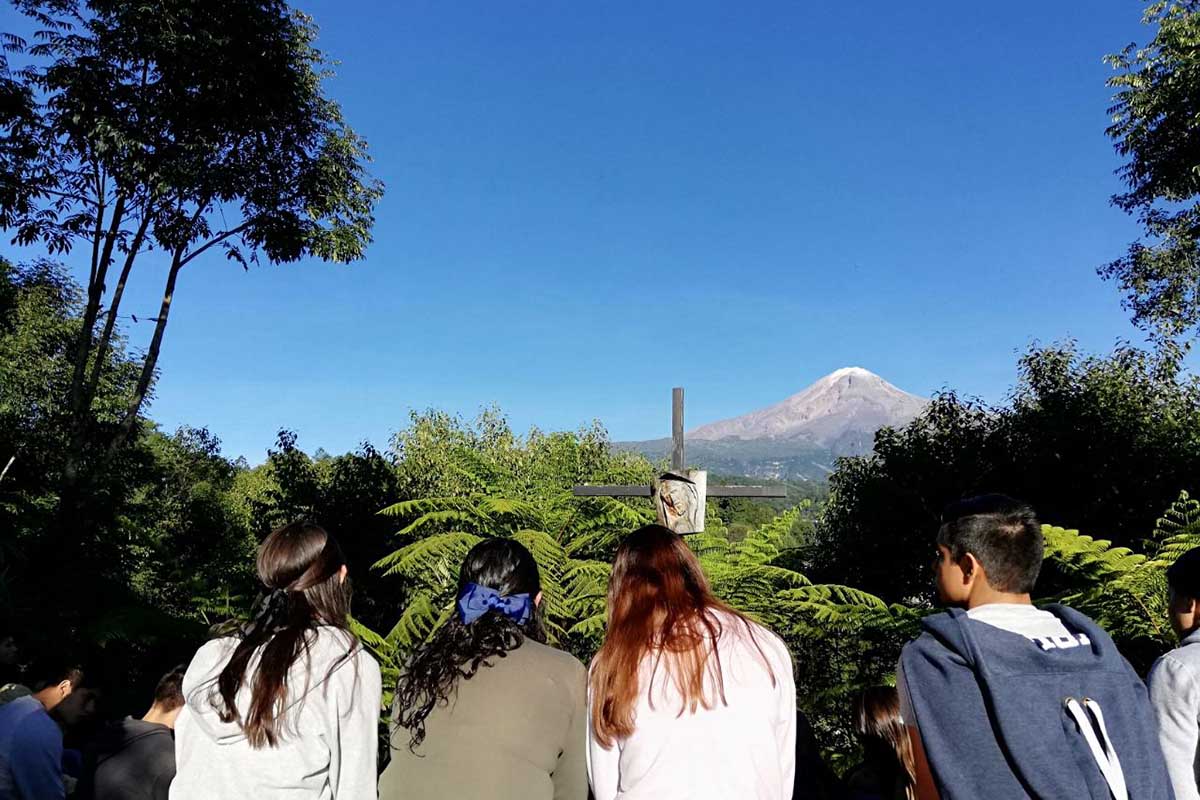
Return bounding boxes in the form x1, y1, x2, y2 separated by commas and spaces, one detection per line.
1065, 697, 1129, 800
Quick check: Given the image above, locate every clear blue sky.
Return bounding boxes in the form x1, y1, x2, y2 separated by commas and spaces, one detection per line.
5, 2, 1172, 460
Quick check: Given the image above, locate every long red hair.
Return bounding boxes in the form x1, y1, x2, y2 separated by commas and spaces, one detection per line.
589, 524, 775, 747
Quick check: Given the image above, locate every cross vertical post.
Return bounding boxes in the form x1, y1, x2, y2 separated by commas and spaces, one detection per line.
571, 387, 786, 500
671, 387, 685, 473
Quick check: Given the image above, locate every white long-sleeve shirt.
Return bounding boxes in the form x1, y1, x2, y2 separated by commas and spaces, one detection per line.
171, 628, 382, 800
587, 610, 796, 800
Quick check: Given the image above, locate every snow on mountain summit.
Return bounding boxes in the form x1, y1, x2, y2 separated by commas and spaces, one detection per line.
688, 368, 927, 454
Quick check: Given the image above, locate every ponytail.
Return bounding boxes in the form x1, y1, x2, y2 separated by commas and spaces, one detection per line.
212, 522, 354, 748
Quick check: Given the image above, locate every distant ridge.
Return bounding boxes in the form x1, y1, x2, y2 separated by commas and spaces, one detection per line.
615, 368, 928, 481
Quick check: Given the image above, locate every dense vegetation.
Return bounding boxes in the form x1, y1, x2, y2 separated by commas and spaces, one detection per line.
3, 0, 1200, 772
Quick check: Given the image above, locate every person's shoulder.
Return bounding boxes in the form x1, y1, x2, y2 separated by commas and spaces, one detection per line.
1150, 645, 1200, 689
12, 700, 58, 739
191, 636, 239, 667
182, 636, 239, 685
901, 617, 959, 663
517, 638, 587, 678
737, 615, 791, 661
316, 628, 382, 686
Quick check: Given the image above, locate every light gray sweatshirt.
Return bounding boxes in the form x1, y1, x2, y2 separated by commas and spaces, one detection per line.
1149, 628, 1200, 800
170, 628, 381, 800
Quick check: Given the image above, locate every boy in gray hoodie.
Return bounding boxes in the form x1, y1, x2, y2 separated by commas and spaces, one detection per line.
1149, 546, 1200, 800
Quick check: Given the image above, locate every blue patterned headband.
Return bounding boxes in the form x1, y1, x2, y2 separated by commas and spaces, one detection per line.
456, 582, 533, 625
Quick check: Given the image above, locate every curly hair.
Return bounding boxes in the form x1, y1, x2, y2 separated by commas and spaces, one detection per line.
391, 538, 546, 751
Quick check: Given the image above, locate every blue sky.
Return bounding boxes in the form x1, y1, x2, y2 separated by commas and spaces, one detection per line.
4, 2, 1170, 460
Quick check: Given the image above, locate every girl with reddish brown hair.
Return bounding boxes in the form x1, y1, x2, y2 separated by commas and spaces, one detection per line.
587, 524, 796, 800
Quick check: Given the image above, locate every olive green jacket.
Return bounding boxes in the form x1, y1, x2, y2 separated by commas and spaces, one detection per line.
379, 639, 588, 800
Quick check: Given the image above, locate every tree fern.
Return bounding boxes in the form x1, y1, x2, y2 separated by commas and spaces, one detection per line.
373, 531, 483, 581
1040, 490, 1200, 660
1148, 490, 1200, 567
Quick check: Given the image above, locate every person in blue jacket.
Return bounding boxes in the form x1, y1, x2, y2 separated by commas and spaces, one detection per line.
898, 494, 1172, 800
0, 659, 84, 800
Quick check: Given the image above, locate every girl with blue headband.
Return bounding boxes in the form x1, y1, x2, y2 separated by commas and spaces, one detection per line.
380, 538, 587, 800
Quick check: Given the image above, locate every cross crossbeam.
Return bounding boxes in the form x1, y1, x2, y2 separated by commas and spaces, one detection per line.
572, 387, 786, 500
572, 485, 786, 498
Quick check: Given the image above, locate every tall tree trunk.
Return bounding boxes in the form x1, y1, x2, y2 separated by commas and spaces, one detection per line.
84, 211, 150, 402
62, 192, 126, 487
110, 247, 184, 455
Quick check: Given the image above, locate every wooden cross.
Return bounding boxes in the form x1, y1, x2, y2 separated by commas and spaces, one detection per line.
573, 387, 786, 500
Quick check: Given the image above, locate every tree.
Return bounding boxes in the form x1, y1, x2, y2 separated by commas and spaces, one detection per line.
1041, 490, 1200, 671
1101, 0, 1200, 353
1, 0, 382, 505
123, 426, 258, 622
0, 257, 143, 615
810, 343, 1200, 602
227, 429, 403, 630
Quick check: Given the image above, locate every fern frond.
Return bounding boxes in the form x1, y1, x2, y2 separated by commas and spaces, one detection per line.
379, 496, 477, 519
1042, 525, 1148, 583
373, 531, 484, 581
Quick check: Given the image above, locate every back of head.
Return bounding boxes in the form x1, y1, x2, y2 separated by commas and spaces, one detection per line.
214, 521, 354, 748
28, 659, 84, 694
456, 537, 543, 601
25, 657, 83, 714
153, 666, 186, 712
937, 494, 1043, 593
853, 686, 915, 799
393, 538, 544, 751
1168, 546, 1200, 599
604, 524, 712, 629
590, 524, 772, 747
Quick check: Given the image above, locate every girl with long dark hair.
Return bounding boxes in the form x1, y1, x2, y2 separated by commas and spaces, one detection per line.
171, 522, 381, 800
846, 687, 917, 800
588, 524, 796, 800
379, 538, 588, 800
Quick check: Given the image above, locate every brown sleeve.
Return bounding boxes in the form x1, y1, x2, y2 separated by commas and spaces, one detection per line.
552, 660, 590, 800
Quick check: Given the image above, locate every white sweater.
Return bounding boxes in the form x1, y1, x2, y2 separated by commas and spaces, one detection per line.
587, 611, 796, 800
170, 628, 382, 800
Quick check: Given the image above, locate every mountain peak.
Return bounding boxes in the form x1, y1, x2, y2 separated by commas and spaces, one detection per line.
688, 368, 927, 455
826, 366, 875, 380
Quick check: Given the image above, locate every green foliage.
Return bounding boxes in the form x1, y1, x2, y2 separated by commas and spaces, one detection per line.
226, 430, 402, 630
1041, 491, 1200, 671
0, 0, 383, 520
366, 429, 908, 763
811, 343, 1200, 603
1101, 1, 1200, 351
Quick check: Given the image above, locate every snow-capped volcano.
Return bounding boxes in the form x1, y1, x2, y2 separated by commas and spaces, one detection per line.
688, 367, 927, 454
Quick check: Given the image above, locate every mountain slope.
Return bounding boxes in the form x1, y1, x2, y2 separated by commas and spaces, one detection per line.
690, 367, 926, 450
615, 368, 928, 481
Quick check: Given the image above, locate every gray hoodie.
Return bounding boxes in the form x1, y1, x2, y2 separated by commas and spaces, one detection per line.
1149, 628, 1200, 800
169, 628, 381, 800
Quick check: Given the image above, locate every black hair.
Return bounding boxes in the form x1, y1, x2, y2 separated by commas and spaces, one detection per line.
937, 494, 1043, 594
28, 659, 84, 693
153, 665, 187, 712
1168, 547, 1200, 599
391, 538, 545, 752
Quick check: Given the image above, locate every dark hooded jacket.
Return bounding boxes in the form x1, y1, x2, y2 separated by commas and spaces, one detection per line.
900, 604, 1172, 800
79, 717, 175, 800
